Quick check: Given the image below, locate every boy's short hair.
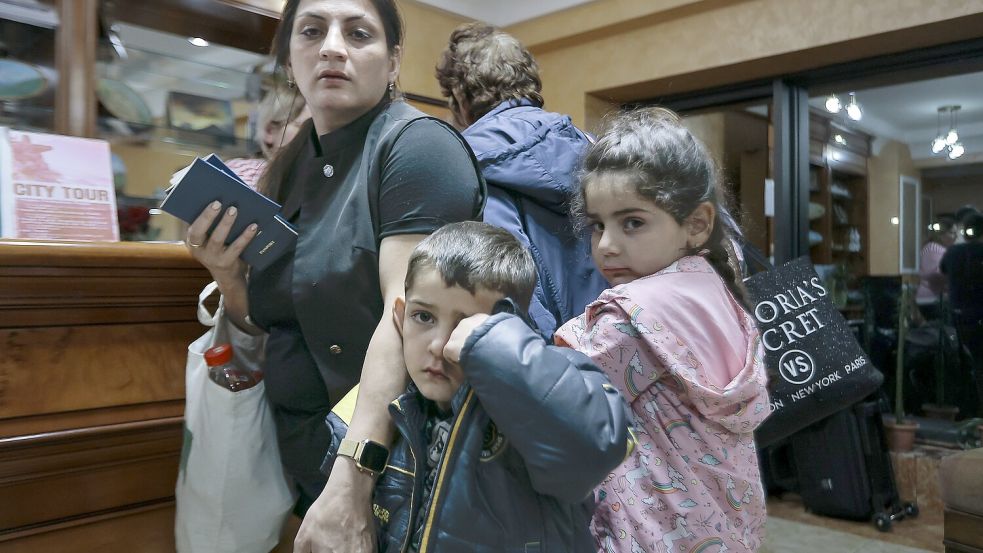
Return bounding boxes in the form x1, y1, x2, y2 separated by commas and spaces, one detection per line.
405, 222, 537, 310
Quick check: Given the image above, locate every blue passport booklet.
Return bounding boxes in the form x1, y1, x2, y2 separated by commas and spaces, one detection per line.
159, 156, 296, 270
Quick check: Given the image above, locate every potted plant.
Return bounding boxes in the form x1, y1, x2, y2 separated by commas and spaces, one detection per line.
885, 282, 919, 452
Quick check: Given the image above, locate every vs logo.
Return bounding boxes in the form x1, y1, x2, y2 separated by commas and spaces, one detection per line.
777, 349, 815, 385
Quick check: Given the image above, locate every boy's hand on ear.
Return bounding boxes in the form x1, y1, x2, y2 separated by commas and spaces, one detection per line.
443, 314, 490, 365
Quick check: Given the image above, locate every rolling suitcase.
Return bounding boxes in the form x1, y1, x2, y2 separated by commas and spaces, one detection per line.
790, 400, 917, 531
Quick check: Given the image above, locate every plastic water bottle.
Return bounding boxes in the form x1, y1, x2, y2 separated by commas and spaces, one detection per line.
204, 343, 261, 392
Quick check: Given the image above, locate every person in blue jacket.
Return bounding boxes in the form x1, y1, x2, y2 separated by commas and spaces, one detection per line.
436, 23, 608, 337
323, 222, 632, 552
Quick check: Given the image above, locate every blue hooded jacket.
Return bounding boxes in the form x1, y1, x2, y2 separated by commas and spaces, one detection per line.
463, 99, 608, 336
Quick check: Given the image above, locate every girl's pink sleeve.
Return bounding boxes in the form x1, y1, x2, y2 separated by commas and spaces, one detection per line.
555, 299, 668, 405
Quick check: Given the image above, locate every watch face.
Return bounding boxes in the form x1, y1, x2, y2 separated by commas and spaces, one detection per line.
360, 441, 390, 472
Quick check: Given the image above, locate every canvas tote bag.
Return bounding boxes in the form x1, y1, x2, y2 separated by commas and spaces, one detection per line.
175, 281, 295, 553
745, 257, 884, 447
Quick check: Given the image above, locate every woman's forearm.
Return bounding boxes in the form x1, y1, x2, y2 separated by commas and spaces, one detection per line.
346, 311, 409, 445
216, 274, 263, 336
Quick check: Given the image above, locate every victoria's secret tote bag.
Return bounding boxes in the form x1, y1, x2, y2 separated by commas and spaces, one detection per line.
745, 257, 883, 447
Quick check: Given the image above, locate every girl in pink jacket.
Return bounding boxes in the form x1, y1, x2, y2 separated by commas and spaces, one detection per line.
554, 107, 769, 553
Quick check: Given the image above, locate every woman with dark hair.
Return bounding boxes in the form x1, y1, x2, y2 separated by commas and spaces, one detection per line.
436, 23, 607, 337
183, 1, 485, 551
916, 215, 957, 319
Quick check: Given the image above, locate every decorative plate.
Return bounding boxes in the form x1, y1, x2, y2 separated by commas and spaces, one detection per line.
808, 202, 826, 220
97, 78, 154, 125
0, 59, 48, 100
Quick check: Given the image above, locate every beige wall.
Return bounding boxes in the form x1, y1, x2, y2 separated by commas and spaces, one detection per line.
398, 1, 473, 100
113, 144, 198, 241
867, 140, 919, 275
681, 112, 725, 162
923, 177, 983, 216
506, 0, 983, 129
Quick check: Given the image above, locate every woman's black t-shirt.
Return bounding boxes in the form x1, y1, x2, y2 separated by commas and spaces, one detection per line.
248, 100, 483, 507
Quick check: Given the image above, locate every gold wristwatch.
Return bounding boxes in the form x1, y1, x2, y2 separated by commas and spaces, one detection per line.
337, 438, 389, 476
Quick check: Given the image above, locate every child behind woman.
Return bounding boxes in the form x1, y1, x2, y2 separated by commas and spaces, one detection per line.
554, 108, 770, 552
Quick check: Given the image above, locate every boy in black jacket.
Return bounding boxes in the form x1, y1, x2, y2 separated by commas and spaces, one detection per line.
324, 221, 632, 552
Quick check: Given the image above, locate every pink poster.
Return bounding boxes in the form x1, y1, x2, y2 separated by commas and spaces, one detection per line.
0, 128, 119, 241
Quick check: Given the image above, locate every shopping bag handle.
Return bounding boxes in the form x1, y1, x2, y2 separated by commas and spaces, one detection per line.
197, 281, 223, 327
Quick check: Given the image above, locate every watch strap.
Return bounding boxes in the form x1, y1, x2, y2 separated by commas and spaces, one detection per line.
337, 437, 360, 460
337, 438, 387, 475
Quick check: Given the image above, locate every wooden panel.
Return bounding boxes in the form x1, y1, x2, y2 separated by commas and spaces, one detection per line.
809, 111, 829, 143
0, 323, 195, 422
0, 401, 184, 438
828, 146, 868, 176
944, 508, 983, 551
809, 140, 825, 165
0, 240, 210, 329
0, 240, 209, 545
0, 419, 181, 531
0, 501, 175, 552
829, 122, 872, 157
112, 0, 278, 55
54, 0, 97, 137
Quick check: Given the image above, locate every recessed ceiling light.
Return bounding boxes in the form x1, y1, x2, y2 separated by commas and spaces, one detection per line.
188, 37, 209, 47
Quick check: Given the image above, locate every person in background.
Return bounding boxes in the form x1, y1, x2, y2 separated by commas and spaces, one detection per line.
324, 222, 631, 552
224, 91, 310, 190
555, 107, 769, 552
435, 22, 607, 337
941, 212, 983, 416
954, 205, 980, 245
183, 1, 485, 551
916, 215, 957, 320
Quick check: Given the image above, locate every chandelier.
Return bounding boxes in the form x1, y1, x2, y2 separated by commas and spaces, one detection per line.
931, 106, 965, 160
824, 92, 863, 121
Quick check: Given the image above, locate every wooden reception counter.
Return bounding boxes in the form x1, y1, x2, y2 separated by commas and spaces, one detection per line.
0, 240, 209, 551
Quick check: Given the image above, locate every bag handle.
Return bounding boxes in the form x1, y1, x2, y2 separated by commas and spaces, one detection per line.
197, 281, 223, 327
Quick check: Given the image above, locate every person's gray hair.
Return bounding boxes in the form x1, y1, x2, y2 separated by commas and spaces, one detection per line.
436, 22, 543, 125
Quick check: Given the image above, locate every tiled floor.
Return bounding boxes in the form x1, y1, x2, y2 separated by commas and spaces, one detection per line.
766, 495, 943, 552
763, 517, 935, 553
274, 498, 945, 552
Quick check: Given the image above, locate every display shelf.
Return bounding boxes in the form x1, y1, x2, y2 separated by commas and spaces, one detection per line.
0, 19, 57, 133
809, 110, 871, 290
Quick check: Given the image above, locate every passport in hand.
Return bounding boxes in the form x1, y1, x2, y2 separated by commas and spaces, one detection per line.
159, 155, 296, 270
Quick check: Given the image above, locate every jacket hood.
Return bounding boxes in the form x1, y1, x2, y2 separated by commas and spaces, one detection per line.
463, 99, 590, 213
557, 256, 770, 435
623, 258, 770, 434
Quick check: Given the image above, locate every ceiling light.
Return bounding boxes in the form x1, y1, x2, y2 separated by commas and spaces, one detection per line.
834, 134, 846, 145
932, 106, 966, 161
846, 93, 862, 121
891, 217, 900, 225
188, 37, 209, 47
825, 95, 842, 113
948, 143, 965, 159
